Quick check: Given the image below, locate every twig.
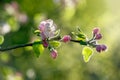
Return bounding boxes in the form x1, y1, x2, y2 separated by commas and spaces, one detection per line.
0, 43, 33, 51
0, 39, 86, 52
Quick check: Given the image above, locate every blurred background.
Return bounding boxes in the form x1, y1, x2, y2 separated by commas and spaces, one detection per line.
0, 0, 120, 80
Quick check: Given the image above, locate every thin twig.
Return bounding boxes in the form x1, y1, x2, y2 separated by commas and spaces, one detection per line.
0, 39, 85, 52
70, 39, 81, 43
0, 43, 33, 52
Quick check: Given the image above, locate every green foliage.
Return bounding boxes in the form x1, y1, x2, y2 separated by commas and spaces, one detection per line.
82, 46, 93, 62
72, 31, 86, 41
49, 41, 61, 48
7, 17, 19, 31
34, 30, 40, 36
0, 35, 4, 45
72, 30, 87, 45
76, 31, 86, 41
32, 40, 44, 57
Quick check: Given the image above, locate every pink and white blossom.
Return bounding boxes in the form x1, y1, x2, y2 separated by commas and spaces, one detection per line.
39, 19, 56, 40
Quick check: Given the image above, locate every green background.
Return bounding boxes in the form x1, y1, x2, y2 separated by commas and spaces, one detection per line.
0, 0, 120, 80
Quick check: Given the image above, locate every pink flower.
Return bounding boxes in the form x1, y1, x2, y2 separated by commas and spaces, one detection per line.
50, 49, 58, 59
39, 19, 56, 39
61, 35, 71, 43
93, 27, 100, 35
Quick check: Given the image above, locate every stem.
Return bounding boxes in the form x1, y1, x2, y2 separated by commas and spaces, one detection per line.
0, 43, 33, 51
70, 39, 81, 43
0, 39, 86, 52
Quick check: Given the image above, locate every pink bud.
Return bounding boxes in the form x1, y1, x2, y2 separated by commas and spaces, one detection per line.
51, 49, 58, 59
93, 27, 100, 35
95, 33, 102, 40
61, 35, 71, 43
96, 45, 102, 53
42, 40, 48, 48
96, 44, 107, 53
101, 44, 107, 51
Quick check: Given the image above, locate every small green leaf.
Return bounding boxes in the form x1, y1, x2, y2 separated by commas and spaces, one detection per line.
49, 41, 61, 48
71, 32, 87, 41
82, 46, 93, 62
34, 30, 40, 36
33, 41, 44, 57
0, 35, 4, 45
76, 32, 86, 41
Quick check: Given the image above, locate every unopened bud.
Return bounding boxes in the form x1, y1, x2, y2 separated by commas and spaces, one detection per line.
42, 40, 48, 48
101, 44, 107, 51
96, 45, 102, 53
51, 49, 58, 59
95, 33, 102, 40
93, 27, 100, 35
61, 35, 71, 43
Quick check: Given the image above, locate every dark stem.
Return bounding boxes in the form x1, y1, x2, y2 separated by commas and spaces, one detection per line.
0, 43, 33, 52
0, 39, 86, 52
70, 39, 81, 43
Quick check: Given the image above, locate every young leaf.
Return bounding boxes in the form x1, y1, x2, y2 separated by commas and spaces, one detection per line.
82, 46, 93, 62
32, 41, 44, 57
34, 30, 40, 36
71, 32, 87, 41
76, 32, 86, 41
49, 41, 61, 48
0, 35, 4, 45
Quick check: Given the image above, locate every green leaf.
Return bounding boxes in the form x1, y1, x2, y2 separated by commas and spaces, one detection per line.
0, 35, 4, 45
76, 32, 86, 41
82, 46, 93, 62
49, 41, 61, 48
34, 30, 40, 36
32, 41, 44, 57
71, 32, 87, 41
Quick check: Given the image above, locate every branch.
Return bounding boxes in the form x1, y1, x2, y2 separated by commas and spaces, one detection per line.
70, 39, 81, 43
0, 43, 33, 52
0, 39, 85, 52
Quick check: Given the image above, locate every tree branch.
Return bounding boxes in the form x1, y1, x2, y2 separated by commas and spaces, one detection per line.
0, 39, 86, 52
0, 43, 33, 52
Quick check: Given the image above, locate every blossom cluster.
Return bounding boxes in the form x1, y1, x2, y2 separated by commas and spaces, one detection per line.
39, 19, 71, 59
93, 28, 107, 52
38, 19, 107, 59
88, 28, 107, 52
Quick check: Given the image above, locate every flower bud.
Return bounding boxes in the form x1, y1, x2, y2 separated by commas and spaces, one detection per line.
93, 27, 100, 35
61, 35, 71, 43
42, 40, 48, 48
101, 44, 107, 51
51, 49, 58, 59
96, 45, 102, 53
95, 33, 102, 40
